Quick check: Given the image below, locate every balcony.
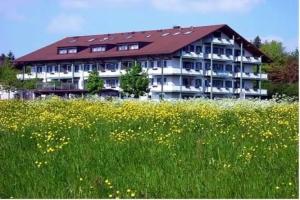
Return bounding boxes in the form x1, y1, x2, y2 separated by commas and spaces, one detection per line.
17, 72, 43, 80
235, 72, 268, 80
205, 70, 234, 78
35, 82, 79, 91
212, 37, 234, 45
205, 53, 234, 61
235, 56, 261, 64
182, 51, 204, 59
205, 87, 234, 94
150, 85, 202, 93
148, 67, 203, 76
235, 88, 267, 96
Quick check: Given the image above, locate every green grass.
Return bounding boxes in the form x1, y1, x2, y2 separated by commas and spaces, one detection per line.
0, 99, 298, 198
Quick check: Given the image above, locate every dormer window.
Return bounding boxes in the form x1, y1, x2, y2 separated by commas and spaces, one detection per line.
92, 46, 106, 52
118, 45, 128, 51
58, 49, 67, 54
68, 48, 77, 54
129, 44, 139, 50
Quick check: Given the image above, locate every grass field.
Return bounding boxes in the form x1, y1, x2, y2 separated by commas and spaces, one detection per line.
0, 98, 298, 198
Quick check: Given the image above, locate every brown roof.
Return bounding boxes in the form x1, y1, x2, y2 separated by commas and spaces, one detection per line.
15, 24, 271, 65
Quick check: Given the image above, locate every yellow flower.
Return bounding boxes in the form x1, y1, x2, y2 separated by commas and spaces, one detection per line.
131, 192, 135, 197
79, 177, 83, 181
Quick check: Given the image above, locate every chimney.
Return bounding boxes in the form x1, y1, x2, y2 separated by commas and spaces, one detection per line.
173, 25, 181, 29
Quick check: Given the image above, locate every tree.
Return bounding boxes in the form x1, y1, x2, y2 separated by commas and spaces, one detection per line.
7, 51, 15, 61
86, 70, 104, 95
260, 40, 286, 65
253, 36, 262, 48
120, 63, 149, 98
0, 59, 19, 90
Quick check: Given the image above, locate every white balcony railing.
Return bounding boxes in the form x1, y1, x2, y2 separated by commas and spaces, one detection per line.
182, 51, 204, 59
212, 37, 234, 45
235, 88, 267, 96
235, 72, 268, 80
148, 67, 203, 76
205, 87, 234, 94
235, 56, 261, 64
151, 85, 202, 93
205, 53, 234, 61
205, 70, 234, 78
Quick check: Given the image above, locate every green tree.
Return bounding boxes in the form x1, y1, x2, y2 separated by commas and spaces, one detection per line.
86, 70, 104, 95
260, 40, 286, 65
253, 36, 262, 48
120, 63, 149, 98
0, 59, 20, 91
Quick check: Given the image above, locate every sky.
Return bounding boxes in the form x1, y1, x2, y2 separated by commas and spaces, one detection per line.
0, 0, 298, 58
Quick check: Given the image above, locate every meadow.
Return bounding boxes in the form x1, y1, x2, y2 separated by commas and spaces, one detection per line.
0, 98, 298, 198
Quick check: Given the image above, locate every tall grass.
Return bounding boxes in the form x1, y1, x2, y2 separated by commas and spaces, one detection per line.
0, 98, 298, 198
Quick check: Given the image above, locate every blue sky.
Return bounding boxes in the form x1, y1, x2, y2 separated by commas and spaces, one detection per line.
0, 0, 298, 58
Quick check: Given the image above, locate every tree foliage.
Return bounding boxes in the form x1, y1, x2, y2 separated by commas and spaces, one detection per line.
0, 59, 19, 91
252, 36, 262, 48
120, 63, 149, 98
86, 70, 104, 95
260, 40, 298, 98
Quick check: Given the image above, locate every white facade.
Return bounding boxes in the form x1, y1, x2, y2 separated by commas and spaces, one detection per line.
17, 31, 268, 100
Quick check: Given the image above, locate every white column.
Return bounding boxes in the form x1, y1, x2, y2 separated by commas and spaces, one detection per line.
179, 51, 183, 99
79, 64, 84, 90
210, 41, 213, 99
240, 42, 244, 99
42, 65, 47, 83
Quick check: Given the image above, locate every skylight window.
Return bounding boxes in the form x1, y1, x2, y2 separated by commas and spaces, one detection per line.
173, 32, 181, 35
100, 37, 108, 42
118, 45, 128, 51
92, 46, 106, 52
88, 38, 95, 42
161, 33, 170, 37
58, 49, 67, 55
184, 31, 192, 35
69, 39, 77, 43
129, 44, 139, 50
126, 35, 133, 39
146, 34, 151, 38
68, 48, 77, 54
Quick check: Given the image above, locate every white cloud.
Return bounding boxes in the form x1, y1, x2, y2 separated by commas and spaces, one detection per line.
150, 0, 264, 13
0, 0, 32, 21
47, 14, 85, 34
59, 0, 142, 9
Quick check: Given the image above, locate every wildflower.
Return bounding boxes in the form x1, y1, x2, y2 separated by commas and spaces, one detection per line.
80, 177, 83, 181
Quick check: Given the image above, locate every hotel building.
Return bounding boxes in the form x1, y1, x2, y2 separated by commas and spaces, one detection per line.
15, 24, 270, 99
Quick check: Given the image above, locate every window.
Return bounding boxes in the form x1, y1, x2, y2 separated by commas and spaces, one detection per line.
205, 46, 211, 53
92, 46, 106, 52
234, 65, 240, 72
37, 66, 43, 73
106, 63, 117, 71
141, 61, 148, 68
106, 79, 118, 87
68, 48, 77, 54
58, 49, 67, 54
195, 62, 202, 71
118, 45, 128, 51
235, 50, 241, 56
146, 34, 151, 38
196, 46, 202, 54
219, 48, 224, 55
213, 32, 222, 38
189, 45, 195, 52
205, 63, 211, 70
195, 79, 201, 88
183, 46, 189, 53
46, 66, 52, 73
225, 65, 232, 72
88, 38, 95, 42
84, 64, 90, 71
183, 77, 191, 87
184, 31, 192, 35
226, 49, 232, 56
129, 44, 139, 50
74, 65, 80, 72
157, 60, 162, 68
183, 62, 194, 70
161, 33, 170, 36
157, 76, 167, 85
213, 47, 219, 54
54, 66, 59, 72
91, 64, 97, 71
212, 80, 223, 88
150, 61, 154, 68
213, 63, 223, 71
163, 60, 167, 68
225, 81, 232, 88
173, 32, 180, 35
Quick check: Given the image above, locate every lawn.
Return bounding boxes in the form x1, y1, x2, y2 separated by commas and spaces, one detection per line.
0, 98, 298, 198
